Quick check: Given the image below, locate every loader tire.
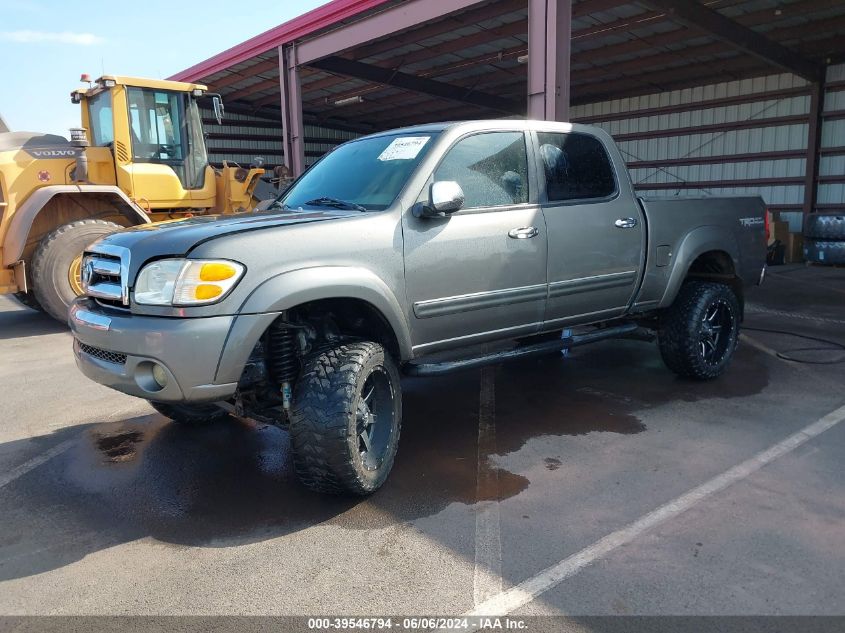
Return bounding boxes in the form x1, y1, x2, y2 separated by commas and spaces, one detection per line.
289, 341, 402, 496
149, 401, 230, 426
658, 281, 740, 380
803, 239, 845, 265
803, 213, 845, 241
31, 220, 121, 323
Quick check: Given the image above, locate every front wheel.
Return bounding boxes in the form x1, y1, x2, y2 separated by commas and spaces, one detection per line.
289, 341, 402, 496
658, 281, 741, 380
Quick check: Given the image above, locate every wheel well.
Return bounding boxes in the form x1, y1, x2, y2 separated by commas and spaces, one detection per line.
286, 298, 401, 360
685, 250, 744, 312
21, 193, 139, 263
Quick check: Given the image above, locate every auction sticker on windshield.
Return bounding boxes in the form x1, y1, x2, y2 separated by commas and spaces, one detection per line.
377, 137, 429, 161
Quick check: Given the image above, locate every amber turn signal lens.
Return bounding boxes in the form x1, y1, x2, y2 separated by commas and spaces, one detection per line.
199, 262, 237, 282
194, 284, 223, 300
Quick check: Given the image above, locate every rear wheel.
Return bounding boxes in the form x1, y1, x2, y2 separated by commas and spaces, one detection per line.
149, 401, 230, 426
289, 341, 402, 495
31, 219, 122, 323
658, 281, 740, 380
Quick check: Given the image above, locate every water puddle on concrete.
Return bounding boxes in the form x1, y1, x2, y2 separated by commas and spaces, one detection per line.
94, 430, 144, 462
42, 340, 770, 549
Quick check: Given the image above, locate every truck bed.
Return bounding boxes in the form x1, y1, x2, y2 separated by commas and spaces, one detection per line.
633, 195, 767, 310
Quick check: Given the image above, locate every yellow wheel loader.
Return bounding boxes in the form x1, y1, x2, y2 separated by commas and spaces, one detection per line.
0, 75, 265, 322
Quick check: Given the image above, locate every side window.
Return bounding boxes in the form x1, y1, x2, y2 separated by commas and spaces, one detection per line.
434, 131, 528, 208
87, 92, 114, 147
537, 132, 616, 202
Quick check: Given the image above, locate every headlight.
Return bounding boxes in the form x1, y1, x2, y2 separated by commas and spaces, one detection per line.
134, 259, 245, 306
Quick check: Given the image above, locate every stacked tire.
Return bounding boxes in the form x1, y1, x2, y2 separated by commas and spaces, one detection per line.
803, 212, 845, 265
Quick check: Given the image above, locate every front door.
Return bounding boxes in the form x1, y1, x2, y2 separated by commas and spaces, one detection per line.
536, 130, 644, 326
403, 131, 547, 354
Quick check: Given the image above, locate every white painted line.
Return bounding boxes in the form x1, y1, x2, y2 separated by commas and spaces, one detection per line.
461, 403, 845, 623
473, 366, 503, 606
0, 439, 75, 490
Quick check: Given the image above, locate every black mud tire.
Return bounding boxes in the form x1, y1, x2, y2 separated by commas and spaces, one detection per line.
658, 281, 741, 380
289, 341, 402, 496
12, 291, 44, 313
804, 213, 845, 241
31, 219, 122, 323
803, 239, 845, 265
149, 401, 230, 426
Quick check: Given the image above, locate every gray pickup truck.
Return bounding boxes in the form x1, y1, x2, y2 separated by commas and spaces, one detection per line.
70, 120, 766, 495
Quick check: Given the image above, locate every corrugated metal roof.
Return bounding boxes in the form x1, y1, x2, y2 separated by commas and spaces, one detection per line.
173, 0, 845, 133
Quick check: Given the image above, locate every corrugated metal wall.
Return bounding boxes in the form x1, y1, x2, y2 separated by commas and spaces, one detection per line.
819, 63, 845, 212
572, 64, 845, 230
199, 108, 359, 169
571, 72, 812, 230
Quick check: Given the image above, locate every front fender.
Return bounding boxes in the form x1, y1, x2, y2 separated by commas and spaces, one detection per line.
2, 185, 150, 267
213, 266, 413, 384
658, 225, 740, 308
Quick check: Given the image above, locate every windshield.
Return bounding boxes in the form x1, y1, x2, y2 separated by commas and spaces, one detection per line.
126, 87, 208, 190
281, 133, 438, 211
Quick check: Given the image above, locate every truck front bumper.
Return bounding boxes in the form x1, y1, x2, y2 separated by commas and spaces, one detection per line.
69, 299, 239, 403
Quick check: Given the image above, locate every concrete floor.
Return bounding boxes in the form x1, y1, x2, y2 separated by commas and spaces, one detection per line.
0, 265, 843, 621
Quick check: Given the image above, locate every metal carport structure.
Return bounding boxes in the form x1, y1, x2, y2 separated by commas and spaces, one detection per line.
171, 0, 845, 222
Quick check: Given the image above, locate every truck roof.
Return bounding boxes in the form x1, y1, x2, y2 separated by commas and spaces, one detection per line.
359, 119, 604, 140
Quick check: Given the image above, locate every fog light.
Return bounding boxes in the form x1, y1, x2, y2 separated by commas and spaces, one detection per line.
151, 364, 168, 388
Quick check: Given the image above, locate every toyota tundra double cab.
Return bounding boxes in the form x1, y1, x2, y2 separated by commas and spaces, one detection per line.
70, 120, 767, 495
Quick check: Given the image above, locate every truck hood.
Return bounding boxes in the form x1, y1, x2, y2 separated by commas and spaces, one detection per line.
91, 208, 356, 275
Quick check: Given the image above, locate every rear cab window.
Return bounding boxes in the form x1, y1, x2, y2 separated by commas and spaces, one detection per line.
536, 131, 616, 203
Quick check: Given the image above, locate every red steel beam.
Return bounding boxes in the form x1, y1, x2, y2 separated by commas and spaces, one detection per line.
803, 79, 825, 217
344, 0, 525, 62
170, 0, 394, 82
296, 0, 492, 65
280, 45, 306, 176
527, 0, 572, 120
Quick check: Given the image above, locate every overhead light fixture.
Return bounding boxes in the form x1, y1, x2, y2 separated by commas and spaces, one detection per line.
332, 95, 364, 107
517, 54, 529, 64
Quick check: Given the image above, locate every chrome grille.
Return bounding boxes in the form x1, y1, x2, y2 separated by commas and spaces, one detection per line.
78, 342, 127, 365
81, 244, 130, 307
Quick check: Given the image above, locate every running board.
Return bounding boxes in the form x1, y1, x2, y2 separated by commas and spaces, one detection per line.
404, 323, 640, 377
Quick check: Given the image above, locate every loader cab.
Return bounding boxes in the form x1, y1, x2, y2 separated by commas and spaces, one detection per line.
76, 76, 217, 210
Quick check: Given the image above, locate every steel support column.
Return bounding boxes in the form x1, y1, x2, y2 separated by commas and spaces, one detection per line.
803, 77, 826, 219
528, 0, 572, 121
279, 44, 306, 176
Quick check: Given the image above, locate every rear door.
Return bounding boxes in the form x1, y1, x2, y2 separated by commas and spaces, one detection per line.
535, 130, 644, 325
402, 130, 547, 353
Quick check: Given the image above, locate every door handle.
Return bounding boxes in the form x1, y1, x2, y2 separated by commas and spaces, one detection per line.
508, 226, 539, 239
614, 217, 638, 229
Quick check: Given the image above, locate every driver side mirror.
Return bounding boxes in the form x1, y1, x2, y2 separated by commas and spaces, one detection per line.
416, 181, 464, 218
212, 95, 225, 125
